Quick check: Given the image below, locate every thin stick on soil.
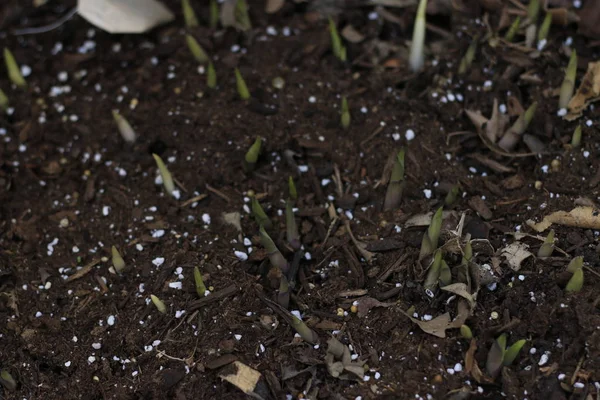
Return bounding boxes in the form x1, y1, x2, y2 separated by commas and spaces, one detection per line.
205, 184, 231, 203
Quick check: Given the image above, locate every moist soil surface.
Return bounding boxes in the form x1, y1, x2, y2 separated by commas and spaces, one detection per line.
1, 1, 599, 399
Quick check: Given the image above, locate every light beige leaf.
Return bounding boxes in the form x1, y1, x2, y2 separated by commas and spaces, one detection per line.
566, 61, 600, 121
265, 0, 285, 13
400, 310, 452, 338
77, 0, 174, 33
526, 206, 600, 232
404, 210, 457, 228
441, 283, 475, 308
219, 361, 261, 395
356, 297, 394, 318
500, 242, 533, 271
341, 25, 365, 43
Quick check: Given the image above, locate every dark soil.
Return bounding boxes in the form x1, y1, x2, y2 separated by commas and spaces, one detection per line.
1, 1, 599, 399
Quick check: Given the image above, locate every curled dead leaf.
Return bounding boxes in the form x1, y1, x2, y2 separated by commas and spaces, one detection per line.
566, 61, 600, 121
526, 206, 600, 232
399, 310, 452, 338
356, 297, 394, 318
501, 242, 533, 271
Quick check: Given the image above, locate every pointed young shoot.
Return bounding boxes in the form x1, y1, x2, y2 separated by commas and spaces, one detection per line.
235, 68, 250, 100
424, 249, 442, 291
111, 246, 126, 274
186, 34, 209, 64
486, 333, 507, 377
259, 225, 289, 274
151, 294, 167, 314
112, 110, 136, 143
152, 153, 175, 196
0, 370, 16, 391
207, 61, 217, 89
194, 266, 207, 297
537, 12, 552, 43
497, 102, 538, 151
235, 0, 252, 31
460, 324, 473, 340
565, 267, 583, 293
0, 88, 8, 112
439, 260, 451, 286
566, 256, 583, 273
181, 0, 199, 28
571, 125, 582, 148
209, 0, 219, 29
559, 50, 577, 110
251, 196, 272, 229
288, 176, 298, 201
527, 0, 540, 23
341, 96, 351, 129
409, 0, 428, 72
537, 229, 554, 257
445, 185, 459, 206
328, 18, 346, 61
277, 275, 290, 309
420, 207, 443, 259
286, 201, 301, 250
458, 37, 477, 75
244, 137, 261, 172
504, 16, 521, 42
291, 315, 318, 343
503, 339, 526, 366
4, 48, 26, 88
383, 149, 406, 211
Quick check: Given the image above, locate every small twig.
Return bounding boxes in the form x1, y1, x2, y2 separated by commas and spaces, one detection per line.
12, 7, 78, 35
179, 193, 207, 208
359, 125, 385, 148
187, 284, 239, 312
67, 258, 102, 282
205, 184, 231, 203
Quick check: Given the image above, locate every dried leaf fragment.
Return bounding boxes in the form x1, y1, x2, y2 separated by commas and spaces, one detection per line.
500, 242, 533, 271
526, 206, 600, 232
565, 61, 600, 121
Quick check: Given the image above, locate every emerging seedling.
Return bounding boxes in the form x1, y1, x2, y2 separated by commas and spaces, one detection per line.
537, 12, 552, 43
527, 0, 540, 23
460, 324, 473, 340
486, 334, 526, 377
457, 240, 472, 287
565, 256, 584, 293
259, 225, 289, 274
328, 18, 346, 62
235, 0, 252, 32
0, 369, 16, 391
285, 201, 300, 250
288, 176, 298, 201
251, 196, 272, 229
277, 275, 290, 308
409, 0, 428, 72
209, 0, 219, 29
207, 61, 217, 89
4, 48, 26, 88
497, 102, 538, 151
0, 88, 8, 112
152, 153, 175, 196
341, 96, 351, 129
291, 315, 318, 344
559, 50, 577, 110
186, 34, 209, 64
424, 249, 450, 291
235, 68, 250, 100
458, 37, 477, 75
244, 137, 261, 172
537, 230, 554, 257
445, 185, 460, 207
383, 149, 406, 211
419, 207, 443, 259
150, 294, 167, 314
193, 266, 207, 297
181, 0, 199, 28
111, 246, 125, 274
571, 125, 582, 148
504, 16, 521, 42
112, 110, 136, 143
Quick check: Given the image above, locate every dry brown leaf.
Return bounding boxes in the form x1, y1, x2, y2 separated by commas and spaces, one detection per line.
219, 361, 262, 395
577, 0, 600, 38
400, 310, 452, 338
356, 297, 394, 318
468, 196, 493, 220
441, 283, 475, 308
566, 61, 600, 121
500, 242, 533, 271
341, 25, 365, 43
526, 206, 600, 232
265, 0, 284, 13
